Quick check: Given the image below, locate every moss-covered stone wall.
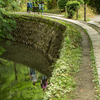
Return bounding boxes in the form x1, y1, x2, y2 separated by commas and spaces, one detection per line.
11, 15, 66, 62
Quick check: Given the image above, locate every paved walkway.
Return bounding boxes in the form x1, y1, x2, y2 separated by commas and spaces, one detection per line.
90, 15, 100, 22
43, 14, 100, 85
13, 12, 100, 85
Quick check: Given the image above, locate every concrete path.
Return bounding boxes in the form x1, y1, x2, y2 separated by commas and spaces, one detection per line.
43, 13, 100, 85
13, 12, 100, 85
87, 21, 100, 28
90, 15, 100, 22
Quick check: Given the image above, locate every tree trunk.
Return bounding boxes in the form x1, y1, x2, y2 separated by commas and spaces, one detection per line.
65, 6, 67, 17
76, 6, 78, 19
14, 63, 17, 80
84, 4, 86, 21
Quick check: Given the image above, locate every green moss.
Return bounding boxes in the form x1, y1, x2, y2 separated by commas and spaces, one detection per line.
10, 13, 66, 32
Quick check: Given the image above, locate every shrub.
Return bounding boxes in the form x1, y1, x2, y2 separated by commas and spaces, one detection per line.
77, 0, 84, 5
57, 0, 69, 10
88, 0, 100, 13
11, 1, 19, 11
67, 9, 75, 18
66, 1, 80, 18
70, 0, 84, 5
47, 0, 57, 10
47, 1, 52, 10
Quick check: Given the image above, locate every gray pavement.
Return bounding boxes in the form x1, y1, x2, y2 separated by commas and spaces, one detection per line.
43, 14, 100, 85
90, 15, 100, 22
88, 21, 100, 28
13, 12, 100, 85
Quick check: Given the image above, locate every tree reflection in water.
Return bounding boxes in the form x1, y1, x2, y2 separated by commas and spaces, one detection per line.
0, 59, 50, 100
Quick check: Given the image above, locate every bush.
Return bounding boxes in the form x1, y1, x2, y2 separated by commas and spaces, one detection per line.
77, 0, 84, 5
47, 0, 57, 10
66, 1, 80, 18
47, 1, 52, 10
57, 0, 69, 10
11, 1, 19, 11
70, 0, 84, 5
88, 0, 100, 13
67, 9, 75, 18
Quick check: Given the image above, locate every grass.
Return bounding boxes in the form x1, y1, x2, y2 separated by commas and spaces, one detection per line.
20, 4, 27, 12
43, 21, 82, 100
82, 29, 100, 99
42, 17, 100, 100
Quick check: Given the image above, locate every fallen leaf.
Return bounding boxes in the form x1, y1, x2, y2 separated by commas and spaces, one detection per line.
80, 89, 84, 92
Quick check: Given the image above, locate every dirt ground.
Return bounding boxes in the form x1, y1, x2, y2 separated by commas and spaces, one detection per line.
72, 28, 95, 100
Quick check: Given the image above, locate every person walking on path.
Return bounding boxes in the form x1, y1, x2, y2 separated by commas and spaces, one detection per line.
38, 0, 45, 14
28, 68, 38, 85
27, 0, 33, 13
40, 0, 45, 13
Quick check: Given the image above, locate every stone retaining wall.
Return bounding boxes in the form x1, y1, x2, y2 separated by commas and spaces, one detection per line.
11, 15, 66, 62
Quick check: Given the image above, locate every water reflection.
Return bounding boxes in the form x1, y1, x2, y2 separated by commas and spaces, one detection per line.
41, 75, 48, 91
0, 40, 54, 77
28, 68, 38, 85
0, 40, 54, 100
0, 59, 49, 100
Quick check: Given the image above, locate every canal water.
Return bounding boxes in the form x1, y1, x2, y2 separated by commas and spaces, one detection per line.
0, 40, 54, 100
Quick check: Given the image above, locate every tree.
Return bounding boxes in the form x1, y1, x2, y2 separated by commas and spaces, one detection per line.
88, 0, 100, 13
66, 1, 80, 18
14, 63, 17, 80
47, 0, 57, 10
57, 0, 69, 10
70, 0, 84, 5
0, 0, 16, 56
84, 0, 88, 4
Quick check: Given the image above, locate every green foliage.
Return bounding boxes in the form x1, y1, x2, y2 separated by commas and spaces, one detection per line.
77, 0, 84, 5
66, 1, 80, 18
67, 9, 75, 18
57, 0, 69, 10
70, 0, 84, 5
1, 0, 20, 11
47, 0, 57, 10
0, 11, 16, 40
0, 46, 5, 56
0, 60, 45, 100
47, 1, 52, 10
10, 1, 20, 11
57, 0, 83, 10
88, 0, 100, 13
0, 0, 17, 56
84, 0, 88, 4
